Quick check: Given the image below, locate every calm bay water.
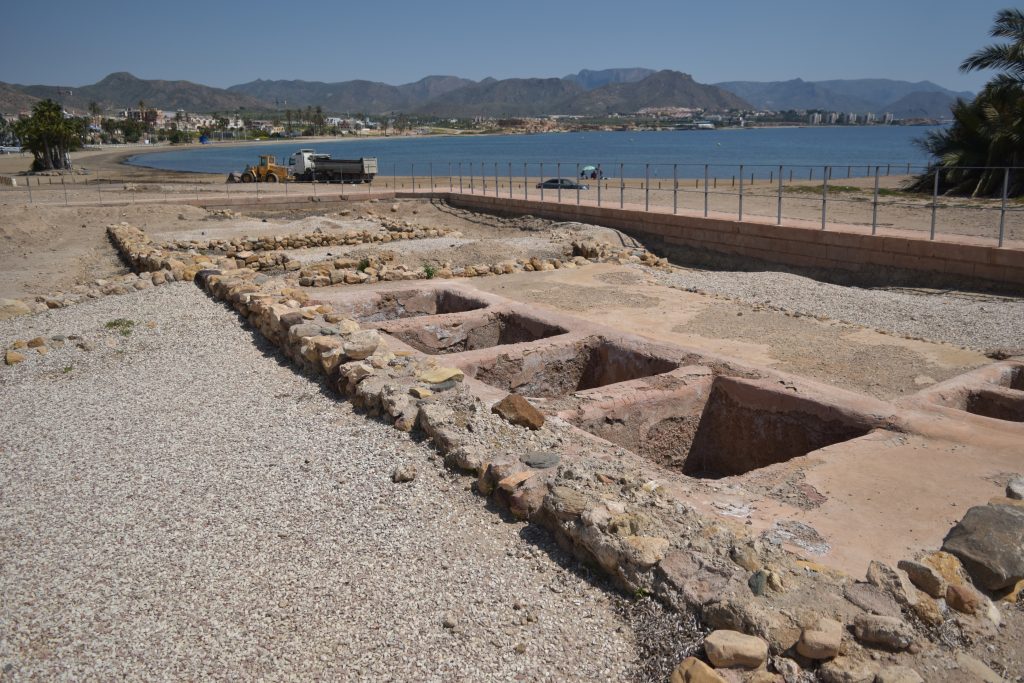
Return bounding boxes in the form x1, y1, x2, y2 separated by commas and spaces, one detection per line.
127, 126, 939, 179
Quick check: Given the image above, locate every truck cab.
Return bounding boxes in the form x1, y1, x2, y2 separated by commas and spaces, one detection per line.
288, 149, 316, 176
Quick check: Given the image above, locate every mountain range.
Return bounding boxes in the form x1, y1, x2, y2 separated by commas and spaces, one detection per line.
0, 69, 972, 120
713, 78, 973, 119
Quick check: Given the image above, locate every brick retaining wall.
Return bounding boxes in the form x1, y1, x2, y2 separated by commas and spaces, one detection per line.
427, 193, 1024, 289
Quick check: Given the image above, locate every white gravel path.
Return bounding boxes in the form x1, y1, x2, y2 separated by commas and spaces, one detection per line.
648, 266, 1024, 352
0, 286, 645, 681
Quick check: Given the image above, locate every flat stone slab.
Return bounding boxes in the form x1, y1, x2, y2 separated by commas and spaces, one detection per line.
522, 450, 561, 469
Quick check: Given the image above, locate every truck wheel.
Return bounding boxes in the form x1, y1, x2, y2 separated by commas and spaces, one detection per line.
266, 173, 279, 183
241, 172, 254, 183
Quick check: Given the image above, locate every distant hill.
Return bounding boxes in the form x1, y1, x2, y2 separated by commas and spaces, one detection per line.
13, 72, 269, 113
713, 79, 873, 112
414, 70, 748, 117
883, 91, 964, 120
415, 78, 585, 117
227, 75, 476, 112
714, 77, 972, 116
563, 68, 656, 90
0, 83, 42, 113
566, 70, 749, 115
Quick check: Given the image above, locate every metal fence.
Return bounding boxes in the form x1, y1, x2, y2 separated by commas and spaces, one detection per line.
2, 161, 1022, 247
379, 161, 1023, 248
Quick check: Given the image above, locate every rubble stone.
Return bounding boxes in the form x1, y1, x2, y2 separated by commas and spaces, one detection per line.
703, 629, 768, 669
851, 614, 915, 651
796, 617, 842, 660
491, 394, 545, 430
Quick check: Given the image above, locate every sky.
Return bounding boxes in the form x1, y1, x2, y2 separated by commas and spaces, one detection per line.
0, 0, 1013, 92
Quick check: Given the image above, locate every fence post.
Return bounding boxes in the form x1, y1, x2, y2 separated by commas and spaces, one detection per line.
430, 162, 434, 192
557, 162, 562, 203
459, 162, 463, 193
597, 165, 602, 207
777, 164, 783, 225
644, 163, 650, 212
871, 165, 880, 236
672, 163, 678, 214
999, 167, 1009, 247
738, 164, 744, 221
620, 163, 624, 209
523, 162, 527, 200
495, 162, 499, 197
821, 166, 829, 230
576, 163, 581, 205
26, 176, 33, 203
449, 162, 453, 192
540, 163, 545, 202
930, 168, 940, 240
704, 164, 709, 217
508, 162, 512, 199
411, 162, 415, 191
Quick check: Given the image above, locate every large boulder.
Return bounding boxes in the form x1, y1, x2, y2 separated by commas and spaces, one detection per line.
942, 504, 1024, 590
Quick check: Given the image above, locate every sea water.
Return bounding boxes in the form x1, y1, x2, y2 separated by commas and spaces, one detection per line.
126, 126, 939, 180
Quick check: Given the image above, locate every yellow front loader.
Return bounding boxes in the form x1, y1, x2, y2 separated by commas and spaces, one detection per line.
236, 155, 289, 183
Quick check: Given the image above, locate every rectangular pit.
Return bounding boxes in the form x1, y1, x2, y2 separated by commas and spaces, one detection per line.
344, 288, 488, 323
965, 388, 1024, 422
570, 376, 877, 479
473, 338, 679, 398
386, 312, 567, 355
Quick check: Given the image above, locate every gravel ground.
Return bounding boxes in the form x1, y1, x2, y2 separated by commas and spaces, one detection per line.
648, 266, 1024, 352
0, 286, 654, 681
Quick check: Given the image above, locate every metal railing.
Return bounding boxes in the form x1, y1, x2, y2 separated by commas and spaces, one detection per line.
2, 161, 1022, 248
377, 161, 1022, 248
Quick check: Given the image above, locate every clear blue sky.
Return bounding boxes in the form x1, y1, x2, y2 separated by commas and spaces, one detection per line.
0, 0, 1012, 92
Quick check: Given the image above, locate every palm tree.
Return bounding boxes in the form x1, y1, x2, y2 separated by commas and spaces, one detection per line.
13, 99, 86, 171
961, 9, 1024, 85
911, 8, 1024, 197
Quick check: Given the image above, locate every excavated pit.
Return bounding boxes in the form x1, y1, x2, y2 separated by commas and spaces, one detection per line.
473, 338, 680, 398
1008, 365, 1024, 391
343, 288, 489, 323
386, 312, 568, 355
964, 388, 1024, 422
569, 376, 877, 479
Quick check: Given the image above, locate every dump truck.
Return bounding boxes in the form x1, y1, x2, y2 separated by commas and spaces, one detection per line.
232, 155, 289, 183
289, 149, 377, 183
